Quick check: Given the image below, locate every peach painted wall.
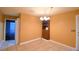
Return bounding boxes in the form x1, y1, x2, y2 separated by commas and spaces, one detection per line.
50, 10, 79, 48
0, 11, 4, 40
0, 11, 4, 22
20, 14, 42, 43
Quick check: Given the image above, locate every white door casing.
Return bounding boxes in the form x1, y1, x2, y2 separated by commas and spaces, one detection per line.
15, 18, 19, 45
76, 15, 79, 50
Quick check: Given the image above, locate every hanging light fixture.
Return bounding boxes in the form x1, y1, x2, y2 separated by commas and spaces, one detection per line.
40, 16, 50, 21
40, 7, 52, 21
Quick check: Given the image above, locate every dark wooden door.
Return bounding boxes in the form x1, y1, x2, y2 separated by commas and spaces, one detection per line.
42, 20, 50, 40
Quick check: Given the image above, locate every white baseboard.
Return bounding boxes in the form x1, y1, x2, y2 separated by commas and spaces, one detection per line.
49, 39, 76, 51
20, 38, 41, 45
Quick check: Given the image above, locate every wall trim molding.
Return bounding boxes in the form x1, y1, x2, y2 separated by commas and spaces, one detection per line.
20, 38, 41, 45
49, 39, 76, 51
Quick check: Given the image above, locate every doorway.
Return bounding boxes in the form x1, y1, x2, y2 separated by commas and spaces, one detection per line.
6, 20, 15, 41
4, 19, 16, 47
42, 20, 50, 40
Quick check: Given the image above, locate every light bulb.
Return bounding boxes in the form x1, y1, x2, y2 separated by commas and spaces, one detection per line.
44, 16, 48, 21
47, 17, 50, 20
44, 16, 46, 19
40, 17, 44, 21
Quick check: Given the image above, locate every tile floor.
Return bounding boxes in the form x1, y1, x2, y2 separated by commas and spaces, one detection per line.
6, 40, 16, 47
2, 38, 75, 51
0, 40, 16, 50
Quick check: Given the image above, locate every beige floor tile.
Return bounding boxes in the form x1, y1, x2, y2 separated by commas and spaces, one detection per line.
1, 39, 73, 51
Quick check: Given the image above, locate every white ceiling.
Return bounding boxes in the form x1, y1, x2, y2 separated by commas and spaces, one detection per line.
0, 7, 79, 16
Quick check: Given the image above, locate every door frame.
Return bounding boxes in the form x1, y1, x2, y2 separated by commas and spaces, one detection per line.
4, 18, 6, 41
15, 18, 19, 45
4, 18, 19, 45
76, 15, 79, 50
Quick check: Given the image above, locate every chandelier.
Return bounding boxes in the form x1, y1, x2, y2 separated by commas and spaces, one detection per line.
40, 7, 53, 21
40, 16, 50, 21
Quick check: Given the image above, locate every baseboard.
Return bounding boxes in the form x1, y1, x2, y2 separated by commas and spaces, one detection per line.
49, 39, 76, 51
20, 38, 41, 45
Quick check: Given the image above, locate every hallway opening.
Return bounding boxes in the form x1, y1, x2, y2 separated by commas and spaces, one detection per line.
5, 19, 16, 47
